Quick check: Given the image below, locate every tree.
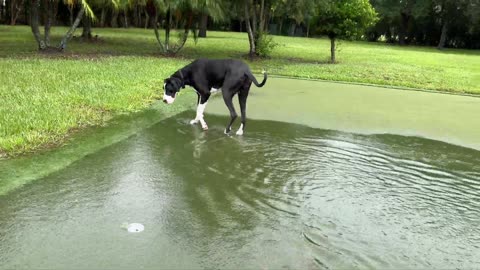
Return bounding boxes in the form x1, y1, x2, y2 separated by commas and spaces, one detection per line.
271, 0, 319, 37
9, 0, 24, 25
243, 0, 280, 57
312, 0, 378, 63
366, 0, 480, 48
198, 12, 207, 37
58, 0, 94, 50
406, 0, 478, 48
29, 0, 94, 50
465, 0, 480, 48
147, 0, 193, 54
369, 0, 425, 45
147, 0, 225, 55
195, 0, 227, 37
432, 0, 471, 49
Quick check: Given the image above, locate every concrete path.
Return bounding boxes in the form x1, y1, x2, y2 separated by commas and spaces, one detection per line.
207, 77, 480, 150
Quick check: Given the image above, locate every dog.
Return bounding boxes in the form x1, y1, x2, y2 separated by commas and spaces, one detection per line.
162, 59, 267, 135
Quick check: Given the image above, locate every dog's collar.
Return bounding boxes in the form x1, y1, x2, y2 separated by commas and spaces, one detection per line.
175, 69, 186, 88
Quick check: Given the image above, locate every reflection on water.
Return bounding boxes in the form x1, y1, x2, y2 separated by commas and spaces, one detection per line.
1, 111, 479, 269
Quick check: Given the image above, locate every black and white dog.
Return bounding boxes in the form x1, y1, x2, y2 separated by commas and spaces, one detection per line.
163, 59, 267, 135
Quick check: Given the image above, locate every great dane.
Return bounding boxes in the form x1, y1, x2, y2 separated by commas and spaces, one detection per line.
163, 59, 267, 135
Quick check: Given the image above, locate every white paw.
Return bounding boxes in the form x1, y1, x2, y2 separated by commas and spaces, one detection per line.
236, 129, 244, 136
202, 124, 208, 131
224, 129, 230, 134
190, 119, 198, 125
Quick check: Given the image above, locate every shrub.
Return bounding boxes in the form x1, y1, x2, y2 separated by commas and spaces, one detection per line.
256, 31, 279, 58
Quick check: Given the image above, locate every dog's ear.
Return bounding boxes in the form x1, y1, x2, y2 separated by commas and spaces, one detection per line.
170, 77, 182, 90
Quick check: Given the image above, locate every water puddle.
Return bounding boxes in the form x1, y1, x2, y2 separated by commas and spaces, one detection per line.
0, 112, 479, 269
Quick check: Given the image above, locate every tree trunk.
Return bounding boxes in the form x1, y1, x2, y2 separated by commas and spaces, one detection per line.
398, 14, 407, 45
437, 21, 448, 49
165, 7, 171, 51
278, 16, 283, 35
58, 5, 85, 50
144, 7, 149, 29
174, 16, 179, 29
123, 10, 128, 28
100, 7, 105, 27
133, 4, 138, 27
111, 8, 118, 27
245, 0, 256, 57
306, 20, 310, 38
53, 0, 58, 26
258, 0, 265, 33
5, 0, 11, 24
68, 5, 73, 26
399, 5, 413, 46
199, 12, 207, 38
138, 6, 142, 27
153, 14, 165, 52
30, 0, 46, 50
24, 0, 30, 25
10, 0, 22, 25
44, 0, 53, 46
82, 15, 92, 39
10, 0, 16, 25
288, 22, 296, 36
330, 37, 336, 63
264, 3, 271, 32
251, 0, 257, 45
173, 12, 193, 53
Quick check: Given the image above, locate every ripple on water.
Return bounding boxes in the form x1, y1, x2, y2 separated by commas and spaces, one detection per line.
230, 128, 480, 269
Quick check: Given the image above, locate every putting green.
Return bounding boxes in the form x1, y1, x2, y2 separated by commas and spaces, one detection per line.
207, 77, 480, 150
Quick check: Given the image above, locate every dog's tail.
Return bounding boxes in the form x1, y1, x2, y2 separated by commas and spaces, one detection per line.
246, 70, 267, 87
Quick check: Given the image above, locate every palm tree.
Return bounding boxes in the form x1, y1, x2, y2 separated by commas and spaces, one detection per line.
59, 0, 96, 49
193, 0, 226, 37
243, 0, 273, 57
81, 0, 122, 39
29, 0, 95, 51
148, 0, 226, 54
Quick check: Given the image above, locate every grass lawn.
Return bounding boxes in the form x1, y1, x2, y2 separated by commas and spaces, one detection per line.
0, 25, 479, 157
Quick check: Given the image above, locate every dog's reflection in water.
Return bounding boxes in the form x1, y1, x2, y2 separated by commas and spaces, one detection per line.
191, 127, 207, 160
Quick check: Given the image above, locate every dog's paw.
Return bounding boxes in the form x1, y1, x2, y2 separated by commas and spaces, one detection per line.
224, 128, 231, 135
202, 125, 208, 131
190, 119, 198, 125
236, 129, 244, 136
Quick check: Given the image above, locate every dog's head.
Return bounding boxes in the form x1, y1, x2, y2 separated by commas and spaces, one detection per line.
162, 77, 183, 104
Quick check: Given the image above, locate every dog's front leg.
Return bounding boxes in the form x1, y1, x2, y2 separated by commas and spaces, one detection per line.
190, 93, 210, 130
190, 93, 201, 125
197, 102, 208, 130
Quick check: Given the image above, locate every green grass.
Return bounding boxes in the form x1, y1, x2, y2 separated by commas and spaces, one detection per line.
0, 25, 479, 157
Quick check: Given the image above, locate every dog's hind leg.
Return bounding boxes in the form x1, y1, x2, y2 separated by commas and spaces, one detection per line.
236, 88, 249, 136
222, 91, 237, 134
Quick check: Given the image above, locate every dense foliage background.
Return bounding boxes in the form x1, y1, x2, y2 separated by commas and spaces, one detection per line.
1, 0, 479, 50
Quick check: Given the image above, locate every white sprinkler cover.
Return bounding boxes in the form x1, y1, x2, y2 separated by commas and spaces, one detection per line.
127, 223, 145, 233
